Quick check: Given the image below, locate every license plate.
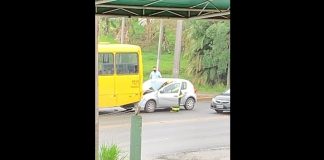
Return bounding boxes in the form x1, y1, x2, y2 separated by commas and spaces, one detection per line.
216, 104, 224, 109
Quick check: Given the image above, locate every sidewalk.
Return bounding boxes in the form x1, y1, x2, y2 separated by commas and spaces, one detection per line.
197, 92, 218, 101
147, 147, 230, 160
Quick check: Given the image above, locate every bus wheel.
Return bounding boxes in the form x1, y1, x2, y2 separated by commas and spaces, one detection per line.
145, 100, 156, 113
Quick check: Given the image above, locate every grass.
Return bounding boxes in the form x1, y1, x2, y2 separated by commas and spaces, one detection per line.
196, 83, 227, 94
99, 144, 127, 160
99, 34, 118, 43
142, 49, 189, 82
142, 51, 226, 94
142, 51, 175, 81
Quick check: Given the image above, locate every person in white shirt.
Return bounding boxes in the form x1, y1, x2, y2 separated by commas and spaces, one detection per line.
149, 66, 162, 79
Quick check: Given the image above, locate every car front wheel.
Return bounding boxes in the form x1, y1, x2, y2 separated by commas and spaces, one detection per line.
184, 97, 195, 110
215, 110, 223, 113
144, 100, 156, 113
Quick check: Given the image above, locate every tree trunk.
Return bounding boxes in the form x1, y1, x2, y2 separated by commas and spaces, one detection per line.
104, 17, 109, 35
226, 62, 230, 88
121, 17, 125, 44
226, 33, 230, 88
157, 19, 163, 71
145, 18, 151, 44
173, 20, 183, 78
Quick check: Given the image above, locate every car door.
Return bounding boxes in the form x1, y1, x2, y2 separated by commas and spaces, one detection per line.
180, 81, 188, 104
157, 82, 181, 108
222, 89, 230, 108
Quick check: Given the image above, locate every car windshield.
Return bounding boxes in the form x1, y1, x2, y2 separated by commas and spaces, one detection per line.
224, 89, 230, 95
144, 80, 173, 91
158, 81, 173, 90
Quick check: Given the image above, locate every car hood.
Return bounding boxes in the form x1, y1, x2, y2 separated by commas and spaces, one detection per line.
143, 90, 158, 98
143, 88, 154, 95
215, 95, 230, 101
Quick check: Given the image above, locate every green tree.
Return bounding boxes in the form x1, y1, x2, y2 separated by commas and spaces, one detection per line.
98, 17, 121, 42
184, 20, 230, 85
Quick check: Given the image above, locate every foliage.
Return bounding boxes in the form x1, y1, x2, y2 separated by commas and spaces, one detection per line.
98, 18, 230, 91
184, 20, 230, 85
99, 144, 127, 160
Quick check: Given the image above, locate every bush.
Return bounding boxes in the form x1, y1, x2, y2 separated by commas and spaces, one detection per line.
99, 144, 127, 160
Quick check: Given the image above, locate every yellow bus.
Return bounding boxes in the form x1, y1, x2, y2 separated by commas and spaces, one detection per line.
98, 44, 143, 109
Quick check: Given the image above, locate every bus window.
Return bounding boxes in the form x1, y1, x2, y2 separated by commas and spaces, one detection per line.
116, 53, 138, 74
99, 53, 114, 75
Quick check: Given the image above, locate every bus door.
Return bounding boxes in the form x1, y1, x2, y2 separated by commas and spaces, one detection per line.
115, 52, 141, 106
98, 53, 116, 107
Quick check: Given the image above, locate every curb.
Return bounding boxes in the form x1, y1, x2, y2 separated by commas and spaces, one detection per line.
197, 97, 213, 100
197, 93, 217, 101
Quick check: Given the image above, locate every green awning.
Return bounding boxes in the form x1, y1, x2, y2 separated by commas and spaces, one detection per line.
95, 0, 230, 20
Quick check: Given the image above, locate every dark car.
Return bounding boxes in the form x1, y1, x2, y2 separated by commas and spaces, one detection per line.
210, 89, 230, 113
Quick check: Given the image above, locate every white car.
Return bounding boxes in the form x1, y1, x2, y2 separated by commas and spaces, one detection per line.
140, 78, 197, 113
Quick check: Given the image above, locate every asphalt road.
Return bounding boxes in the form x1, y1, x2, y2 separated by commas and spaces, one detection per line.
99, 101, 230, 159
